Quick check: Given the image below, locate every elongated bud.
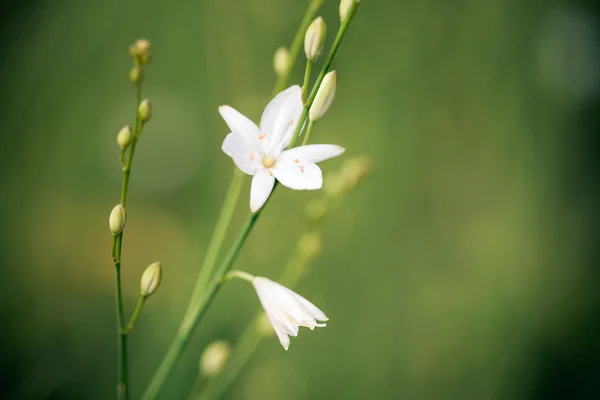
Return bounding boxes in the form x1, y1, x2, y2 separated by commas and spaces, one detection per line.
273, 47, 290, 76
117, 125, 133, 150
130, 66, 144, 85
339, 0, 358, 22
138, 99, 152, 123
309, 70, 337, 121
304, 17, 326, 61
140, 261, 162, 297
199, 340, 231, 377
109, 204, 126, 235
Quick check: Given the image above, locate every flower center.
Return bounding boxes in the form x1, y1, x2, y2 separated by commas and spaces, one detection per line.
262, 156, 276, 168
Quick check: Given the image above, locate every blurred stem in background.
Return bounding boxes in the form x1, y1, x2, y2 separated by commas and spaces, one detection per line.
142, 2, 361, 398
194, 156, 372, 400
110, 39, 153, 400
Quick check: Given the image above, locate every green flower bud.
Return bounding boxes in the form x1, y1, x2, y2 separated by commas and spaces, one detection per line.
309, 70, 337, 121
304, 17, 326, 61
130, 66, 144, 85
140, 261, 162, 297
138, 99, 152, 123
117, 125, 133, 150
129, 39, 152, 66
273, 47, 290, 76
199, 340, 231, 377
298, 232, 322, 262
339, 0, 358, 22
109, 204, 126, 236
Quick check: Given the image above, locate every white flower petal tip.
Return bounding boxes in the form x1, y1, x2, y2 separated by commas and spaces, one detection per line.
219, 86, 344, 211
252, 277, 328, 350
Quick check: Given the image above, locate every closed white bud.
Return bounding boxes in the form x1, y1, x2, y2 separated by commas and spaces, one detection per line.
199, 340, 231, 377
304, 17, 326, 61
109, 204, 126, 235
273, 47, 290, 76
140, 261, 162, 297
309, 70, 337, 121
138, 99, 152, 123
339, 0, 358, 22
117, 125, 133, 150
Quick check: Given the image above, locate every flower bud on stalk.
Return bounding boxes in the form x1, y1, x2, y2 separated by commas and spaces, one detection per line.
309, 70, 337, 121
199, 340, 231, 377
117, 125, 133, 150
129, 39, 152, 66
109, 204, 126, 235
273, 47, 290, 76
304, 17, 326, 61
140, 261, 162, 297
339, 0, 359, 22
138, 99, 152, 124
130, 66, 144, 85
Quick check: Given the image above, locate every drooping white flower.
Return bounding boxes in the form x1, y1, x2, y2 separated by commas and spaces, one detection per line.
220, 85, 345, 212
252, 277, 328, 350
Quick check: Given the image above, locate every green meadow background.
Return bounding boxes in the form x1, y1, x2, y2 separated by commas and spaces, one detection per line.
2, 0, 600, 398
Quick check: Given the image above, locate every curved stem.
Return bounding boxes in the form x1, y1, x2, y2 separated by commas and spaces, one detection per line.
123, 296, 146, 334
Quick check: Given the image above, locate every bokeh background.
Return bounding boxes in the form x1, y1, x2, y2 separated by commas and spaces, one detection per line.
2, 0, 600, 398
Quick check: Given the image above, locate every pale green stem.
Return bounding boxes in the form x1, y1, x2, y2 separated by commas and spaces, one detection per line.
123, 296, 146, 334
273, 0, 324, 94
113, 84, 143, 400
222, 270, 256, 283
301, 120, 316, 146
301, 59, 313, 104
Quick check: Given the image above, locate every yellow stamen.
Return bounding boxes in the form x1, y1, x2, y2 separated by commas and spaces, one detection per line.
263, 156, 276, 168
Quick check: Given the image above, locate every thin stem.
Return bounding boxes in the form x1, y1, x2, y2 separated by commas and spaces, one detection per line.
123, 296, 147, 334
273, 0, 324, 94
222, 270, 256, 283
301, 60, 313, 104
301, 120, 316, 146
142, 210, 265, 400
113, 84, 143, 400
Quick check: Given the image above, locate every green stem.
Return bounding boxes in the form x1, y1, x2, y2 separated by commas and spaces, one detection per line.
222, 270, 256, 283
301, 120, 316, 146
113, 84, 143, 400
273, 0, 324, 94
301, 60, 313, 104
123, 296, 147, 334
142, 209, 266, 400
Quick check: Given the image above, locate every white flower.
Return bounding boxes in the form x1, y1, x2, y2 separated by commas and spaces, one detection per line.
220, 85, 345, 212
252, 277, 328, 350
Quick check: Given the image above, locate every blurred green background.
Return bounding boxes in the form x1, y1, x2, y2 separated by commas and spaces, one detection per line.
2, 0, 600, 398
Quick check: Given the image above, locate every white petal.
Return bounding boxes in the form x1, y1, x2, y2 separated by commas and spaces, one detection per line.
222, 133, 262, 175
273, 160, 322, 191
275, 329, 290, 350
260, 85, 303, 154
289, 290, 329, 322
250, 170, 275, 212
218, 105, 260, 147
282, 144, 345, 164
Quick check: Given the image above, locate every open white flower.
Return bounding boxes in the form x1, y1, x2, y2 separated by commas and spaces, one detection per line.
220, 85, 345, 212
252, 277, 328, 350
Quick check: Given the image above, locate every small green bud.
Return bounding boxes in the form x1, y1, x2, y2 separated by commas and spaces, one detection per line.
130, 66, 144, 85
309, 70, 337, 121
273, 47, 290, 76
339, 0, 358, 22
138, 99, 152, 123
140, 261, 162, 297
199, 340, 231, 377
109, 204, 126, 236
117, 125, 133, 150
298, 232, 322, 262
305, 199, 327, 222
129, 39, 152, 66
304, 17, 326, 61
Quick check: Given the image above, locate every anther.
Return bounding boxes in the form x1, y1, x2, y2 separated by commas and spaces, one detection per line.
299, 165, 305, 173
258, 134, 266, 139
293, 159, 299, 163
268, 169, 273, 176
